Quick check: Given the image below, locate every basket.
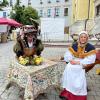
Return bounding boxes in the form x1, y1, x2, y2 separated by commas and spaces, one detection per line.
1, 33, 7, 43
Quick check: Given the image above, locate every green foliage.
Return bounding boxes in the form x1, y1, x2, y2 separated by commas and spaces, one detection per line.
0, 7, 3, 11
0, 0, 8, 7
10, 6, 24, 23
22, 6, 39, 25
10, 5, 39, 25
16, 0, 20, 6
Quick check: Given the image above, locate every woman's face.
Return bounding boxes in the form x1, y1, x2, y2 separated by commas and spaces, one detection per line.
79, 33, 88, 44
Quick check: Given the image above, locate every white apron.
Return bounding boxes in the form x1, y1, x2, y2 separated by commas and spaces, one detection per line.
62, 62, 87, 96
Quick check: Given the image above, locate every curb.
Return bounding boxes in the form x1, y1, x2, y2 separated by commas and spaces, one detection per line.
44, 44, 100, 48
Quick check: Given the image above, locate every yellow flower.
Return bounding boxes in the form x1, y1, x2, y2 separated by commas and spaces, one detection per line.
18, 56, 29, 65
34, 56, 43, 65
96, 68, 100, 75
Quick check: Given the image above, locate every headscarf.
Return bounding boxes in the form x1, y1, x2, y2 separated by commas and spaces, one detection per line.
78, 31, 89, 47
79, 31, 88, 36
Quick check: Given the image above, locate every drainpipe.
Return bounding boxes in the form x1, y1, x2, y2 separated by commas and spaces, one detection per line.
84, 0, 90, 30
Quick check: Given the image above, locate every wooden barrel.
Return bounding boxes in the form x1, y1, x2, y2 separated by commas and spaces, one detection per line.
1, 33, 7, 43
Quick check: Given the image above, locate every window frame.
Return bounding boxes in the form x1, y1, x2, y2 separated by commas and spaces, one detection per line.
47, 8, 51, 17
40, 9, 43, 17
96, 5, 100, 16
64, 8, 68, 16
55, 8, 60, 17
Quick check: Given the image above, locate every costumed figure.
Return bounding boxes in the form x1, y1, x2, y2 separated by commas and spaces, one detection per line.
13, 25, 44, 65
60, 31, 96, 100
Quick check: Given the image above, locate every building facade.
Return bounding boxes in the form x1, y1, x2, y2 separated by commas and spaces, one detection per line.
0, 0, 12, 18
70, 0, 95, 34
0, 0, 72, 33
30, 0, 72, 33
72, 0, 94, 22
92, 0, 100, 34
0, 7, 12, 18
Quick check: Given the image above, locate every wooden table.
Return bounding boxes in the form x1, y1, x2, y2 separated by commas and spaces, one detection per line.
7, 59, 65, 100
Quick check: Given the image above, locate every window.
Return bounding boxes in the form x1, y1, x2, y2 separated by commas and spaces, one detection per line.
55, 8, 60, 17
10, 0, 12, 6
3, 12, 6, 18
56, 0, 60, 2
64, 8, 68, 16
0, 1, 2, 4
96, 5, 100, 16
48, 0, 51, 3
40, 9, 43, 17
28, 0, 31, 5
40, 0, 43, 4
47, 9, 51, 17
65, 0, 68, 2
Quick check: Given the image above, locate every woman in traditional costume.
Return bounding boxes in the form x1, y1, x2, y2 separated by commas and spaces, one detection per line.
60, 31, 96, 100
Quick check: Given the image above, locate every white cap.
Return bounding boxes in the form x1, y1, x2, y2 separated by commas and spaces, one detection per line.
79, 31, 88, 36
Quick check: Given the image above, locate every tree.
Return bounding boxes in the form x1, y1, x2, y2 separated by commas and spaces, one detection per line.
0, 7, 3, 11
10, 5, 39, 25
0, 0, 8, 11
10, 6, 24, 23
0, 0, 8, 7
16, 0, 20, 5
22, 6, 39, 25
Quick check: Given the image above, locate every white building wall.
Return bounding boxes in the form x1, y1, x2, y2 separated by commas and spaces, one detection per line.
0, 6, 12, 18
0, 12, 3, 17
0, 0, 72, 27
7, 0, 16, 6
0, 0, 3, 4
92, 0, 100, 34
31, 0, 72, 27
20, 0, 29, 7
7, 0, 29, 7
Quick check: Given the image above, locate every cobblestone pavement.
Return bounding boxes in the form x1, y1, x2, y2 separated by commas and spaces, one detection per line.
0, 41, 100, 100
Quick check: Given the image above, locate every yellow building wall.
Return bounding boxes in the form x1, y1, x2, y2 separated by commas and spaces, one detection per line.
77, 0, 88, 20
71, 0, 76, 23
89, 0, 95, 19
72, 0, 95, 24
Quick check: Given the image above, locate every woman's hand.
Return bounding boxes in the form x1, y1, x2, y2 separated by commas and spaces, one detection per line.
70, 60, 80, 65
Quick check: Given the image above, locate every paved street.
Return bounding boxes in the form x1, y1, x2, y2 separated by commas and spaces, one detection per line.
0, 41, 100, 100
